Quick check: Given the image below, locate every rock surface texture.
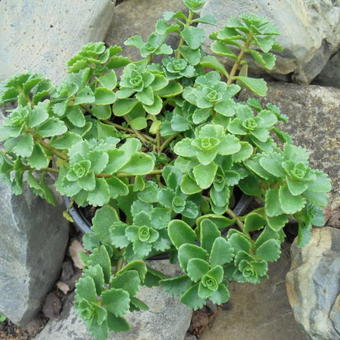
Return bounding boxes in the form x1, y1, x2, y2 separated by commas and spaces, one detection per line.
286, 227, 340, 340
0, 0, 114, 326
0, 0, 115, 84
105, 0, 185, 60
34, 261, 192, 340
240, 83, 340, 209
0, 183, 69, 325
200, 244, 307, 340
200, 0, 340, 84
315, 51, 340, 88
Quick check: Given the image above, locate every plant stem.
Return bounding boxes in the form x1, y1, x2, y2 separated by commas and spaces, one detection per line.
159, 133, 179, 153
0, 149, 14, 165
175, 10, 193, 58
33, 134, 69, 161
156, 131, 161, 154
123, 117, 155, 146
227, 34, 253, 85
104, 120, 133, 133
116, 257, 124, 271
42, 167, 59, 173
226, 208, 245, 231
104, 120, 155, 143
96, 169, 162, 179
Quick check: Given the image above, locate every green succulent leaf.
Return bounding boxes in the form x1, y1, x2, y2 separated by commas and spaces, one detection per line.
181, 26, 205, 50
168, 220, 196, 249
27, 144, 49, 169
228, 230, 251, 253
113, 98, 139, 116
160, 275, 193, 297
107, 314, 130, 332
200, 219, 221, 252
255, 239, 281, 262
244, 212, 266, 232
37, 118, 67, 137
119, 153, 154, 175
187, 258, 210, 282
209, 237, 234, 266
76, 276, 98, 302
234, 76, 267, 96
199, 55, 228, 77
266, 214, 289, 232
209, 283, 230, 305
178, 244, 209, 272
110, 270, 141, 297
8, 134, 34, 157
118, 261, 147, 282
193, 162, 218, 189
102, 288, 130, 317
88, 245, 112, 283
95, 88, 116, 105
98, 71, 117, 90
279, 185, 306, 214
265, 188, 284, 217
181, 284, 206, 310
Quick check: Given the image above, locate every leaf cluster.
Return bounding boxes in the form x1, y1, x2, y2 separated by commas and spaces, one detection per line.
0, 0, 331, 338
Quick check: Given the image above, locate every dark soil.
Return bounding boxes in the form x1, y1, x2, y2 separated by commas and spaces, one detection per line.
0, 317, 46, 340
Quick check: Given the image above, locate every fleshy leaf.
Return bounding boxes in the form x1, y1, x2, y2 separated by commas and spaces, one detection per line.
279, 185, 306, 214
209, 237, 234, 266
181, 284, 206, 310
178, 244, 209, 272
193, 162, 218, 189
160, 275, 192, 297
200, 219, 221, 252
102, 288, 130, 317
234, 76, 267, 96
187, 258, 210, 282
256, 239, 281, 262
168, 220, 196, 249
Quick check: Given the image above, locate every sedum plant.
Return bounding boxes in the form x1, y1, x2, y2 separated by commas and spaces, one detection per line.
0, 1, 331, 338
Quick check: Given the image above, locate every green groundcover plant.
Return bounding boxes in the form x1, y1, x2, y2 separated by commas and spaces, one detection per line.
0, 0, 331, 338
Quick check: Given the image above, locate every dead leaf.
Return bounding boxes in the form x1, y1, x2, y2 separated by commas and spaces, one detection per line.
56, 281, 70, 295
69, 239, 84, 269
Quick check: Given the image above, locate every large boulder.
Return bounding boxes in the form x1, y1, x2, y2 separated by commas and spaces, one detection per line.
200, 0, 340, 84
0, 183, 69, 325
105, 0, 185, 60
0, 0, 116, 326
240, 82, 340, 339
286, 227, 340, 340
0, 0, 115, 84
35, 261, 192, 340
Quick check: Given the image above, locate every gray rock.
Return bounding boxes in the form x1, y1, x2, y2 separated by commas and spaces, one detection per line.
35, 261, 192, 340
200, 244, 307, 340
239, 82, 340, 206
286, 227, 340, 340
200, 0, 340, 84
105, 0, 185, 60
0, 183, 69, 325
0, 0, 115, 84
0, 0, 116, 326
314, 51, 340, 88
